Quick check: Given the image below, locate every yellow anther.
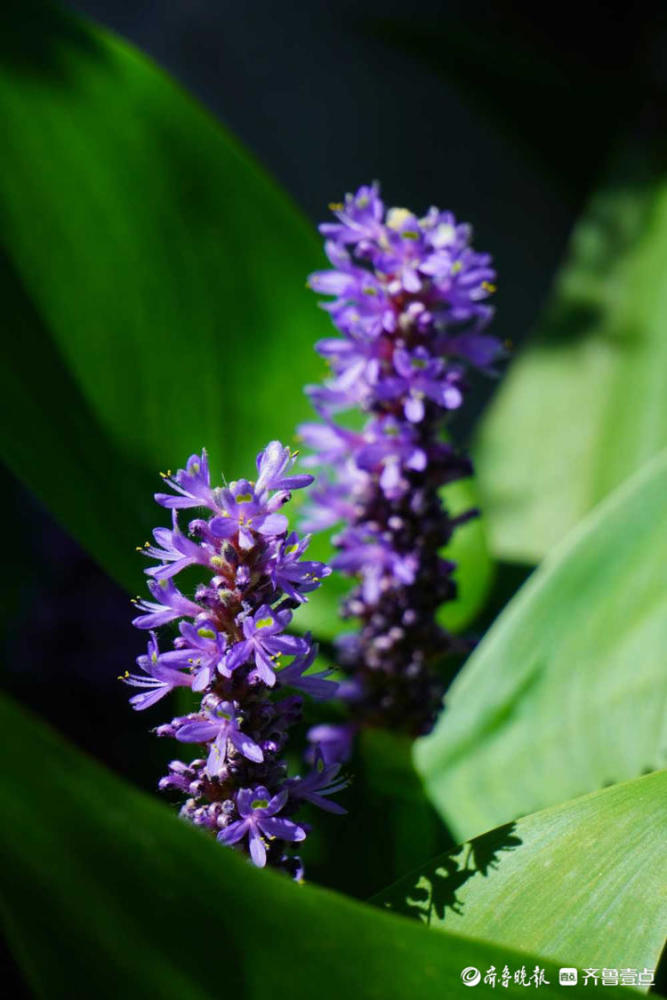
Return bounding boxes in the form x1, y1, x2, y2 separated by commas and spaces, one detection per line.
328, 201, 343, 211
386, 207, 412, 231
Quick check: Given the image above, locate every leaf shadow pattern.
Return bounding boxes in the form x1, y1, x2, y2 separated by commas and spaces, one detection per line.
377, 821, 522, 925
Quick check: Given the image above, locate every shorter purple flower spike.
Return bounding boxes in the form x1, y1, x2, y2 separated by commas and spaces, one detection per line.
125, 443, 348, 879
299, 185, 502, 743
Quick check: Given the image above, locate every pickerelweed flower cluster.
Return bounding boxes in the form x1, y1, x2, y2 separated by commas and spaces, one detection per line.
298, 183, 502, 752
125, 442, 346, 879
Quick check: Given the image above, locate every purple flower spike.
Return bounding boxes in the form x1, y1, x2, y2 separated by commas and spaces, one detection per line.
126, 443, 346, 879
298, 184, 502, 741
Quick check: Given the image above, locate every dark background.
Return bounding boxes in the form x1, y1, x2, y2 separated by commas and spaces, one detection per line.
4, 0, 666, 788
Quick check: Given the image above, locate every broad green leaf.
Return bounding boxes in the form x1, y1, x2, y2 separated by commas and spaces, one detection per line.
0, 0, 329, 595
375, 772, 667, 984
0, 693, 616, 1000
475, 144, 667, 562
415, 450, 667, 839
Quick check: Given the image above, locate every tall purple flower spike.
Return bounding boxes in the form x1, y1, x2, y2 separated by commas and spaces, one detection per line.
299, 184, 502, 747
124, 442, 346, 879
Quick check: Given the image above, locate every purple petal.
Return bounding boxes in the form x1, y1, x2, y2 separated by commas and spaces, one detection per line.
256, 513, 289, 537
248, 830, 267, 867
219, 819, 249, 846
175, 721, 221, 743
224, 641, 251, 673
129, 687, 169, 711
230, 728, 264, 763
259, 816, 307, 842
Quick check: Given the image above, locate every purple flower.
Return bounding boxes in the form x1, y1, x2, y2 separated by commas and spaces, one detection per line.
224, 606, 308, 686
219, 787, 306, 867
143, 510, 218, 580
170, 621, 228, 692
286, 751, 349, 815
174, 700, 264, 774
269, 532, 331, 603
255, 440, 313, 493
132, 577, 202, 629
390, 347, 464, 421
155, 451, 217, 511
307, 723, 357, 765
122, 634, 193, 710
277, 643, 338, 700
209, 480, 288, 551
332, 528, 418, 605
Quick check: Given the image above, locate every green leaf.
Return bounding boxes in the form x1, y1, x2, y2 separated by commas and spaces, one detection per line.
415, 450, 667, 840
374, 772, 667, 983
475, 143, 667, 563
0, 693, 619, 999
0, 0, 330, 594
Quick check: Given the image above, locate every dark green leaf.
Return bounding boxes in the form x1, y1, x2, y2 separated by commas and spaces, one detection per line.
0, 0, 329, 594
0, 692, 617, 999
416, 451, 667, 838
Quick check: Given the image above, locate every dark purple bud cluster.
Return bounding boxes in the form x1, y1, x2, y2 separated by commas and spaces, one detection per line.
125, 442, 346, 878
299, 184, 501, 751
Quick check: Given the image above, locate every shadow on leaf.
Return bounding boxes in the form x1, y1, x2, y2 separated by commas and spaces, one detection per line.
376, 821, 522, 924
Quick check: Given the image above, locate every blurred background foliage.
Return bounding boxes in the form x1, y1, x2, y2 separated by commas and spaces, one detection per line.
1, 0, 667, 994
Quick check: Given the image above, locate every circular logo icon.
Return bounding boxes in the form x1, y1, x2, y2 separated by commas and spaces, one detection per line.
461, 967, 482, 987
